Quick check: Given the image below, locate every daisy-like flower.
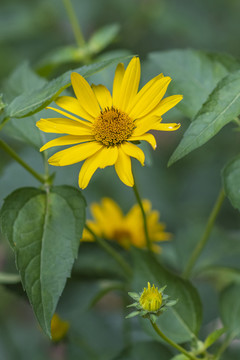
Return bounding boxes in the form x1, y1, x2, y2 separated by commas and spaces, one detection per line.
82, 197, 171, 252
37, 57, 182, 189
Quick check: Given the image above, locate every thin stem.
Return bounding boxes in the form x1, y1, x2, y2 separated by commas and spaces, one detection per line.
62, 0, 86, 48
183, 188, 225, 279
151, 321, 199, 360
132, 177, 152, 253
84, 224, 132, 278
0, 138, 46, 184
0, 116, 11, 131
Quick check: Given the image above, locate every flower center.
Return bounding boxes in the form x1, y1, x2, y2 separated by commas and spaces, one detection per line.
93, 107, 135, 146
139, 282, 162, 312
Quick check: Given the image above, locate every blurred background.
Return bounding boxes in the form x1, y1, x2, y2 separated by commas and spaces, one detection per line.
0, 0, 240, 359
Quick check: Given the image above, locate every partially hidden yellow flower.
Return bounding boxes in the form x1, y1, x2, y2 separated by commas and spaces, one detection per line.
37, 57, 182, 189
82, 197, 171, 252
51, 313, 69, 342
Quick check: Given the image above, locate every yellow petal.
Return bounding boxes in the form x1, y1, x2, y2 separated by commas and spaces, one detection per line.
154, 95, 183, 116
114, 147, 134, 187
126, 73, 163, 113
112, 63, 125, 108
152, 122, 181, 131
55, 96, 94, 122
40, 135, 95, 152
121, 142, 145, 166
48, 141, 102, 166
129, 133, 157, 149
132, 116, 160, 136
118, 57, 141, 112
71, 72, 100, 118
92, 84, 112, 110
129, 76, 171, 119
36, 118, 93, 135
46, 106, 85, 122
79, 146, 118, 189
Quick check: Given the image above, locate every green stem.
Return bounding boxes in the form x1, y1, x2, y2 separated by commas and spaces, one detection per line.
0, 138, 46, 184
62, 0, 86, 48
0, 116, 11, 131
84, 224, 132, 278
183, 188, 225, 279
151, 321, 199, 360
132, 177, 152, 253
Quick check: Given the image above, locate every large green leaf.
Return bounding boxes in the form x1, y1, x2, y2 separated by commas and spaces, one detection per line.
113, 341, 173, 360
4, 55, 131, 119
148, 49, 231, 119
131, 248, 202, 343
168, 69, 240, 166
222, 155, 240, 211
0, 186, 86, 337
219, 283, 240, 339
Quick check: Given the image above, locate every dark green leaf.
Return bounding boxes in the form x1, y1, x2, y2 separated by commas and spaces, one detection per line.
219, 283, 240, 339
168, 70, 240, 166
131, 248, 202, 343
114, 341, 173, 360
0, 186, 86, 337
149, 49, 230, 118
223, 155, 240, 211
4, 55, 131, 119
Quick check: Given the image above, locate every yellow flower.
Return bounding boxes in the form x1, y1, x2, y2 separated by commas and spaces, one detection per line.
140, 282, 163, 312
51, 313, 69, 342
37, 57, 182, 189
82, 197, 171, 252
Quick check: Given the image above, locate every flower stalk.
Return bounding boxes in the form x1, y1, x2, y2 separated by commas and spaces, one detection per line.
151, 321, 199, 360
132, 178, 153, 253
0, 138, 46, 184
62, 0, 86, 48
183, 188, 225, 279
84, 224, 132, 278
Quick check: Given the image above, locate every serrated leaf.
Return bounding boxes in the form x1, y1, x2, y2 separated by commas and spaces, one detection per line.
0, 186, 86, 337
4, 55, 131, 119
222, 155, 240, 211
204, 327, 226, 349
131, 248, 202, 343
169, 69, 240, 166
148, 49, 230, 119
220, 283, 240, 339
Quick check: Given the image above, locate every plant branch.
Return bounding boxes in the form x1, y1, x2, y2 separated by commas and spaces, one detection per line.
183, 188, 225, 279
62, 0, 86, 48
84, 224, 132, 279
151, 321, 199, 360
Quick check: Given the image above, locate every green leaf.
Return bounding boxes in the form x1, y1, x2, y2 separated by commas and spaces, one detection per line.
87, 24, 120, 55
2, 62, 48, 148
0, 272, 21, 284
170, 355, 188, 360
199, 266, 240, 290
148, 49, 230, 119
204, 327, 226, 349
73, 242, 127, 280
4, 55, 131, 120
168, 69, 240, 166
131, 248, 202, 343
219, 283, 240, 339
222, 155, 240, 211
0, 186, 86, 337
114, 341, 173, 360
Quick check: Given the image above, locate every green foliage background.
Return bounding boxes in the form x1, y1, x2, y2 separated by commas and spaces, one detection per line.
0, 0, 240, 359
